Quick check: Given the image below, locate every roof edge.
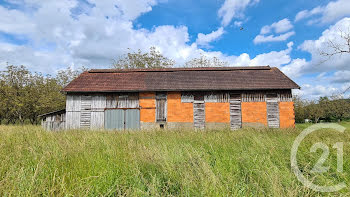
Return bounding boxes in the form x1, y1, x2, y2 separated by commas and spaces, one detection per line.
88, 66, 271, 73
272, 67, 301, 89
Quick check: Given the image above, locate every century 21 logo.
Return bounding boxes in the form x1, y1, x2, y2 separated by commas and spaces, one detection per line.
291, 123, 346, 192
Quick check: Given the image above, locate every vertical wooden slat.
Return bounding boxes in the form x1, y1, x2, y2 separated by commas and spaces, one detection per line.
266, 94, 280, 128
193, 92, 205, 129
230, 93, 242, 130
193, 102, 205, 129
80, 95, 92, 128
156, 92, 167, 122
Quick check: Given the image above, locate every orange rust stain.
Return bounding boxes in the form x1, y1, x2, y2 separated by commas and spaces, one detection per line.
167, 92, 193, 122
241, 102, 267, 126
279, 102, 295, 128
205, 102, 230, 123
139, 92, 155, 122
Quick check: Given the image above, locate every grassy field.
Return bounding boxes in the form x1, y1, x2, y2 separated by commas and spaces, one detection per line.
0, 123, 349, 196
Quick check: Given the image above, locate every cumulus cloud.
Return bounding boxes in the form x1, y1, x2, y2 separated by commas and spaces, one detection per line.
299, 17, 350, 73
294, 0, 350, 24
280, 58, 308, 78
254, 31, 295, 44
254, 18, 294, 44
218, 0, 259, 27
260, 18, 293, 34
293, 84, 340, 100
230, 42, 294, 67
329, 71, 350, 83
196, 27, 225, 47
0, 0, 299, 75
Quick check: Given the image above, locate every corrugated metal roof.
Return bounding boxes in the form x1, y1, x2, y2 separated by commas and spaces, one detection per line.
62, 66, 300, 92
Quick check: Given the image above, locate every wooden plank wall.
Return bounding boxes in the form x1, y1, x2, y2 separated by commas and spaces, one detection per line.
266, 94, 280, 128
156, 93, 167, 122
229, 93, 242, 130
91, 95, 106, 129
42, 113, 66, 131
80, 96, 92, 128
66, 94, 107, 129
66, 95, 81, 129
193, 93, 205, 129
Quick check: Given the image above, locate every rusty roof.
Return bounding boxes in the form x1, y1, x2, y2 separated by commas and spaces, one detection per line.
62, 66, 300, 93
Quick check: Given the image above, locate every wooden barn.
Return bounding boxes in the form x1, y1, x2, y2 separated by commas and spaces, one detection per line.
42, 66, 300, 130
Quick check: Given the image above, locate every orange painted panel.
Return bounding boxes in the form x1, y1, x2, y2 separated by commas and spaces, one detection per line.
139, 92, 155, 122
167, 92, 193, 122
241, 102, 267, 126
279, 102, 295, 128
205, 103, 230, 123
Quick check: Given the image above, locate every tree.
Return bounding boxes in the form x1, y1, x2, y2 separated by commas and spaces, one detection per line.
293, 96, 308, 123
0, 65, 81, 125
319, 27, 350, 95
113, 47, 175, 69
306, 101, 325, 123
56, 66, 87, 87
320, 27, 350, 58
0, 65, 31, 124
185, 54, 228, 67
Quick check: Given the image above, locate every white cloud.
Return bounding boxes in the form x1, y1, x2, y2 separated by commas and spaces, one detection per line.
218, 0, 259, 27
294, 0, 350, 24
260, 18, 293, 34
233, 21, 243, 27
196, 27, 225, 47
254, 31, 295, 44
329, 71, 350, 83
294, 84, 340, 100
299, 17, 350, 73
295, 7, 323, 22
0, 6, 36, 34
0, 0, 298, 75
230, 42, 294, 67
280, 58, 308, 78
254, 19, 294, 44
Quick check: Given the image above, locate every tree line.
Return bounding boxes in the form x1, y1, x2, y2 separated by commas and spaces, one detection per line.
294, 96, 350, 123
0, 65, 85, 124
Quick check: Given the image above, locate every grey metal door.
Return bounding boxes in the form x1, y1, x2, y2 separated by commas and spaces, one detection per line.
125, 109, 140, 130
105, 109, 124, 130
104, 109, 140, 130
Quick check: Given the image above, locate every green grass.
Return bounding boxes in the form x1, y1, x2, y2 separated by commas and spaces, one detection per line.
0, 123, 349, 196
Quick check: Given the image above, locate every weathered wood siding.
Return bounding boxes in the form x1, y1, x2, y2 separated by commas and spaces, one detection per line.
156, 93, 167, 122
229, 93, 242, 130
42, 113, 66, 131
193, 93, 205, 129
90, 95, 106, 129
80, 96, 92, 128
266, 94, 280, 128
66, 94, 106, 129
66, 95, 81, 129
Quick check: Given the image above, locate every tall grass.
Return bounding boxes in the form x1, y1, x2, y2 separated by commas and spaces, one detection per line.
0, 124, 349, 196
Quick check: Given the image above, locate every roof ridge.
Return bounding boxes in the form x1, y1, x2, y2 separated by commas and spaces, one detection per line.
88, 66, 271, 73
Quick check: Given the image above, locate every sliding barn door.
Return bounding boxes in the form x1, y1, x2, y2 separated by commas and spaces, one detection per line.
104, 109, 140, 130
105, 109, 124, 130
125, 109, 140, 130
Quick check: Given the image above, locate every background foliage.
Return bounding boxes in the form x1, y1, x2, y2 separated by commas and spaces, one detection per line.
0, 65, 86, 124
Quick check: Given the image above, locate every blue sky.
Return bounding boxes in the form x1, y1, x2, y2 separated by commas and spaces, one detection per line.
0, 0, 349, 99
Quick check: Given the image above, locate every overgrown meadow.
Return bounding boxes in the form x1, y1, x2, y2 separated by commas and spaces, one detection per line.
0, 122, 349, 196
